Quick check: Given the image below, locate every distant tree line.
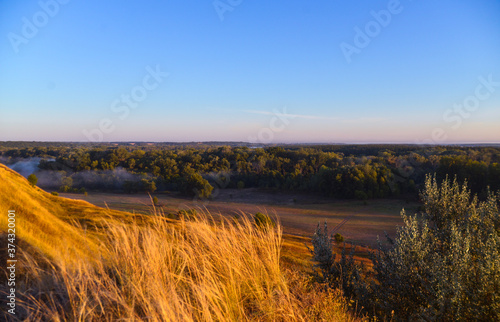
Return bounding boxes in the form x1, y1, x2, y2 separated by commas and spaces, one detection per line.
1, 144, 499, 199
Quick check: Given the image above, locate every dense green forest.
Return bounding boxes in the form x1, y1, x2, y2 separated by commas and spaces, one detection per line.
1, 142, 499, 200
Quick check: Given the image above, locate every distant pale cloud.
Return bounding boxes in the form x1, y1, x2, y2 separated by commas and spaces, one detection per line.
242, 109, 339, 121
341, 117, 388, 124
243, 109, 387, 124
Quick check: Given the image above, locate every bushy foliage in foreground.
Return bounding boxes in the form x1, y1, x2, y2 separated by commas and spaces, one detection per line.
309, 222, 362, 300
311, 175, 500, 320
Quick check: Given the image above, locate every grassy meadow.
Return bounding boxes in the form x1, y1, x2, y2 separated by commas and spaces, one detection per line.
0, 164, 359, 321
59, 188, 420, 248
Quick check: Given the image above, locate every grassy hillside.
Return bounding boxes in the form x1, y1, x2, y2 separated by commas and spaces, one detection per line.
0, 164, 137, 263
0, 165, 358, 321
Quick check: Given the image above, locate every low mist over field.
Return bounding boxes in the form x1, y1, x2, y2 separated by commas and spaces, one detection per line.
2, 157, 41, 177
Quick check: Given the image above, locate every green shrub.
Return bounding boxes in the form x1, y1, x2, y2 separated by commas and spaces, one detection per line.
354, 190, 368, 200
152, 196, 159, 205
309, 222, 362, 299
254, 212, 275, 229
333, 233, 344, 244
165, 213, 177, 220
51, 191, 59, 196
311, 175, 500, 321
178, 209, 197, 220
372, 175, 500, 320
28, 174, 38, 186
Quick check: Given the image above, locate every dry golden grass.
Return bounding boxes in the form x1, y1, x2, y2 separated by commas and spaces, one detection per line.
0, 164, 137, 264
0, 164, 359, 321
10, 214, 358, 321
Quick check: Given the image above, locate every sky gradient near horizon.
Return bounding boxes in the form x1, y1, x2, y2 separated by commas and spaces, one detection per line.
1, 0, 499, 143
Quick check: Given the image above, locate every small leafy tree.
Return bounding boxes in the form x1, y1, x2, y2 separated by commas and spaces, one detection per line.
141, 179, 157, 193
61, 176, 73, 187
28, 174, 38, 186
59, 176, 73, 192
180, 172, 213, 199
309, 222, 362, 299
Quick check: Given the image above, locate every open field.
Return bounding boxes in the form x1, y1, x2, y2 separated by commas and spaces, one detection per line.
60, 188, 421, 248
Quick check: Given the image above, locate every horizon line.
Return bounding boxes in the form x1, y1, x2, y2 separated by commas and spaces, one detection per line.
1, 140, 499, 146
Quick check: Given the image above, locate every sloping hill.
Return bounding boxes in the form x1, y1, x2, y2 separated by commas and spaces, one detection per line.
0, 164, 133, 262
0, 164, 356, 321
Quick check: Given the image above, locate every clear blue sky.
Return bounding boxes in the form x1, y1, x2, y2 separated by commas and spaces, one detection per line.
1, 0, 499, 143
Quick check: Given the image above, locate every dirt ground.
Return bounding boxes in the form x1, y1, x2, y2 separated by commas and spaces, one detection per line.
60, 188, 421, 248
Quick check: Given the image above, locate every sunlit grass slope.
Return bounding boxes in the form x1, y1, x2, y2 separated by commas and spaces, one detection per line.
0, 164, 357, 321
0, 164, 112, 262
